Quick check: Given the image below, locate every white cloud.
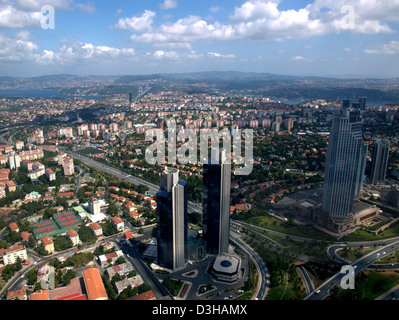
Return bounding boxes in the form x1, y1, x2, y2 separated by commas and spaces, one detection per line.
0, 32, 39, 61
112, 10, 156, 33
291, 55, 306, 61
230, 0, 280, 22
0, 4, 41, 28
208, 52, 236, 59
210, 6, 223, 13
127, 0, 397, 48
76, 1, 96, 13
364, 41, 399, 55
152, 49, 179, 59
14, 0, 72, 11
36, 41, 136, 64
159, 0, 177, 10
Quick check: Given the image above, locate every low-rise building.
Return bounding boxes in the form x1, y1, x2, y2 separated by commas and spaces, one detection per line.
66, 228, 80, 246
0, 245, 28, 265
114, 275, 143, 294
111, 216, 124, 231
82, 267, 108, 300
106, 262, 134, 279
30, 290, 49, 300
7, 288, 27, 300
89, 222, 103, 237
42, 236, 54, 254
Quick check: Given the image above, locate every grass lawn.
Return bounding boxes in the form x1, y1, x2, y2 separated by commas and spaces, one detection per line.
356, 271, 399, 300
243, 215, 334, 241
266, 277, 307, 300
341, 221, 399, 242
337, 247, 375, 262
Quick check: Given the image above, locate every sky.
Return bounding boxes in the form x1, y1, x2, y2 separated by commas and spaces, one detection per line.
1, 0, 399, 78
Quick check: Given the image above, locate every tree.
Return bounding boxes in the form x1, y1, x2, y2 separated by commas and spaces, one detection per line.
107, 201, 118, 216
78, 225, 97, 244
54, 235, 73, 252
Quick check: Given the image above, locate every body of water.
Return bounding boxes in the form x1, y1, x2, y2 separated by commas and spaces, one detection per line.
0, 88, 104, 99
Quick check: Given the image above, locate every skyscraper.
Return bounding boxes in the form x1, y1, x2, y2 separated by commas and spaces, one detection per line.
156, 168, 187, 270
203, 149, 231, 255
322, 108, 367, 219
342, 99, 351, 109
370, 139, 390, 185
358, 97, 367, 111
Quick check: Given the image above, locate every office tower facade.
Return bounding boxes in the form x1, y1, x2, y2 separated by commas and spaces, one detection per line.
358, 97, 367, 110
203, 150, 231, 255
156, 168, 187, 270
342, 99, 351, 109
322, 108, 367, 219
370, 139, 390, 185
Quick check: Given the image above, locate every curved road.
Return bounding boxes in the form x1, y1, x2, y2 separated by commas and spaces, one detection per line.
305, 239, 399, 300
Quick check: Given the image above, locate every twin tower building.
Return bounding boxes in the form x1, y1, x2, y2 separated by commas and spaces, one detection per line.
156, 150, 231, 270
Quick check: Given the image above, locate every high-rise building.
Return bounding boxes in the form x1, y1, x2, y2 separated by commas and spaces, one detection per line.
88, 197, 101, 215
370, 139, 390, 185
62, 156, 75, 176
284, 118, 294, 131
322, 108, 367, 219
156, 168, 187, 270
358, 97, 367, 110
202, 149, 231, 255
342, 99, 351, 109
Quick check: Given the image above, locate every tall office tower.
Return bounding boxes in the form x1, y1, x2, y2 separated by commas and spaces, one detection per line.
358, 97, 367, 111
129, 93, 133, 105
156, 168, 188, 270
370, 139, 390, 185
203, 149, 231, 255
342, 99, 351, 109
322, 108, 368, 218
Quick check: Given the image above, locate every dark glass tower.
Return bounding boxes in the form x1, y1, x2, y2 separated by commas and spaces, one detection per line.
370, 139, 390, 185
203, 150, 231, 255
156, 168, 187, 270
322, 108, 367, 218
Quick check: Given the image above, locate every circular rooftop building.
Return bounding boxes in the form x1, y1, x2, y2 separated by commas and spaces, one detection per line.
211, 254, 241, 283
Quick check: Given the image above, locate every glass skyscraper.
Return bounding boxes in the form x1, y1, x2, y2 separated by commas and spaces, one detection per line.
202, 150, 231, 255
156, 168, 187, 270
370, 138, 390, 185
322, 108, 368, 218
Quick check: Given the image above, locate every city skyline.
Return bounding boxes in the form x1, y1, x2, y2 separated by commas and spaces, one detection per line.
1, 0, 399, 78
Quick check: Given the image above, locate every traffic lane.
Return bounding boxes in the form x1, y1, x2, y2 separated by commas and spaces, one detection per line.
306, 241, 399, 300
67, 151, 202, 213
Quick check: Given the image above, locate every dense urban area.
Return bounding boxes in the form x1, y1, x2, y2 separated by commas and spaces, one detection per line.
0, 73, 399, 302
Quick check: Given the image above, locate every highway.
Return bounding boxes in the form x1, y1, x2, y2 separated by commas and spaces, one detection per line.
64, 150, 202, 213
230, 229, 270, 300
305, 239, 399, 300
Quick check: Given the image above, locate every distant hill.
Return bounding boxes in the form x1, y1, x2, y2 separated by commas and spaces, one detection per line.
0, 72, 398, 103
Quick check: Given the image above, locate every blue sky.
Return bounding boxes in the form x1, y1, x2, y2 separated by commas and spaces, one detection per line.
1, 0, 399, 77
